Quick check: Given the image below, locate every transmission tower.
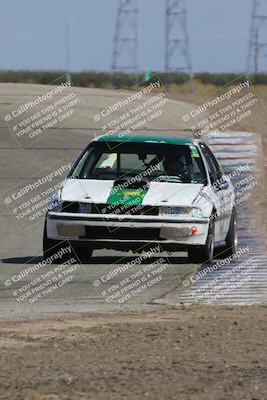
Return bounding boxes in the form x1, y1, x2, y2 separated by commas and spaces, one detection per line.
111, 0, 138, 72
247, 0, 267, 74
165, 0, 193, 85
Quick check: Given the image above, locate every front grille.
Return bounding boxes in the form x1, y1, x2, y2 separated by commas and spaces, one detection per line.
60, 202, 158, 216
85, 226, 160, 240
92, 203, 158, 216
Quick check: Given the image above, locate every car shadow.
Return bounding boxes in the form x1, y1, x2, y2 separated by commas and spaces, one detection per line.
1, 256, 43, 264
87, 255, 188, 265
1, 254, 188, 265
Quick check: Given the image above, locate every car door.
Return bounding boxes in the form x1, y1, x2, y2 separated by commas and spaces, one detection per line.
201, 143, 234, 239
199, 143, 226, 242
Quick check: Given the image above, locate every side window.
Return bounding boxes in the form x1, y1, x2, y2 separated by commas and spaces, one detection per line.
200, 144, 222, 184
205, 145, 223, 181
189, 146, 208, 184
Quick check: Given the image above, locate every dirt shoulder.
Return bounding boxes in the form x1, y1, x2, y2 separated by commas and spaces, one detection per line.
0, 306, 266, 400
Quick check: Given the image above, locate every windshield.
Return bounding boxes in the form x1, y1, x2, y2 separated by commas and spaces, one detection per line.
69, 141, 207, 184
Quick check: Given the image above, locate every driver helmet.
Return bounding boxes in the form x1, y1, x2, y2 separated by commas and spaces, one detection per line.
163, 155, 185, 176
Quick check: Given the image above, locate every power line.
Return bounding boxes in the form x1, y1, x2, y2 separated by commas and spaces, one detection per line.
111, 0, 138, 72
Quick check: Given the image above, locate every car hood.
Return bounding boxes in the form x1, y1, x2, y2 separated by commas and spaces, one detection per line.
61, 179, 204, 207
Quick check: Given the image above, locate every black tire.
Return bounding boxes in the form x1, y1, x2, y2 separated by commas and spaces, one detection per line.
215, 210, 237, 259
43, 220, 63, 262
188, 222, 215, 264
71, 245, 93, 263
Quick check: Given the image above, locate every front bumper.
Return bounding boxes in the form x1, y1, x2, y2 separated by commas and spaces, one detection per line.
46, 212, 210, 249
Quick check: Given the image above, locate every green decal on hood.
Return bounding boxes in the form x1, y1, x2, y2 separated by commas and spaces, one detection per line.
106, 188, 148, 205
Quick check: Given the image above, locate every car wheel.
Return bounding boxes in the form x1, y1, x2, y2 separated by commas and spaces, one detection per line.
43, 221, 62, 262
215, 210, 237, 259
188, 222, 215, 264
71, 246, 93, 263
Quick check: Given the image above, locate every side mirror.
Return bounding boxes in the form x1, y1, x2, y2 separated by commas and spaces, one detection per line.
216, 179, 229, 191
138, 154, 147, 161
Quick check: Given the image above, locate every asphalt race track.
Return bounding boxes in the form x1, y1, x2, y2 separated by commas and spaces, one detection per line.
0, 83, 266, 320
0, 83, 198, 319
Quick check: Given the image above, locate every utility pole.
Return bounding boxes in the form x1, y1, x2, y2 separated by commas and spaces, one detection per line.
247, 0, 267, 74
111, 0, 138, 72
66, 21, 71, 84
165, 0, 194, 90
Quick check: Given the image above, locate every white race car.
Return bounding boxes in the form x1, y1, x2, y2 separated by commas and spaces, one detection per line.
43, 135, 237, 263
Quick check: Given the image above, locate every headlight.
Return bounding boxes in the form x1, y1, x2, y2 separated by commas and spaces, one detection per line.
48, 189, 62, 211
189, 207, 203, 218
159, 206, 203, 218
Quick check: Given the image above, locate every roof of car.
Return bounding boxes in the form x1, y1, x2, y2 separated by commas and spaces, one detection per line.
96, 135, 195, 145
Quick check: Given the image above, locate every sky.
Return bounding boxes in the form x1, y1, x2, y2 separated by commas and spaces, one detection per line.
0, 0, 264, 73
